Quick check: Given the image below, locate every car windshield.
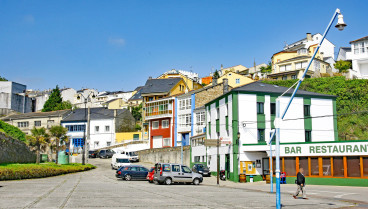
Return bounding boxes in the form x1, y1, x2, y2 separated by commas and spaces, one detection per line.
198, 164, 208, 170
149, 168, 154, 172
117, 159, 130, 163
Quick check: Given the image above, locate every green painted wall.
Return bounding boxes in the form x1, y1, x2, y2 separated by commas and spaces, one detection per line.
246, 175, 264, 182
268, 177, 368, 187
232, 92, 239, 183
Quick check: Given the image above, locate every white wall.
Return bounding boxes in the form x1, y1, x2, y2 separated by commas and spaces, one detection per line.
279, 96, 305, 143
238, 94, 258, 144
239, 151, 268, 175
90, 119, 115, 149
311, 98, 335, 142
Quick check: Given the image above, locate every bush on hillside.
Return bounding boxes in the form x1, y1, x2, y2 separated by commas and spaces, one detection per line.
0, 120, 26, 142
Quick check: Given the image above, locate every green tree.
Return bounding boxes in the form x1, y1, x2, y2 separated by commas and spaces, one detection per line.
131, 103, 142, 121
49, 125, 68, 164
260, 62, 272, 74
334, 60, 352, 73
0, 76, 8, 81
212, 70, 220, 79
42, 86, 71, 112
28, 127, 50, 164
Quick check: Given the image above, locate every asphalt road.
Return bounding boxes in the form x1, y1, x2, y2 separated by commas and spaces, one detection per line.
0, 159, 358, 209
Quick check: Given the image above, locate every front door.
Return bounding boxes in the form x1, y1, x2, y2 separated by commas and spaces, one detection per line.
182, 133, 189, 146
152, 136, 163, 148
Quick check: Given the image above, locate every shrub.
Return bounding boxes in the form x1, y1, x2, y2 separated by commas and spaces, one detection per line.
0, 163, 95, 180
0, 120, 26, 142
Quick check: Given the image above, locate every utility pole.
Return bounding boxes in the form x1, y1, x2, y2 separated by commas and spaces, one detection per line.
86, 107, 91, 164
82, 99, 87, 165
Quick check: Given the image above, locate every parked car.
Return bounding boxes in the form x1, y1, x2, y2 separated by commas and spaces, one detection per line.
88, 150, 98, 158
146, 167, 155, 183
192, 164, 211, 177
153, 163, 203, 185
120, 150, 139, 162
98, 149, 115, 158
111, 154, 131, 170
116, 165, 149, 181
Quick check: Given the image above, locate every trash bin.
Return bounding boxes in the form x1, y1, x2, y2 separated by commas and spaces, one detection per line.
249, 175, 254, 183
58, 151, 69, 165
239, 174, 246, 183
40, 154, 48, 162
265, 175, 271, 184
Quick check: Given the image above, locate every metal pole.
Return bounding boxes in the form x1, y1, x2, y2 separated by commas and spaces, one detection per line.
273, 9, 341, 209
270, 140, 273, 193
181, 138, 183, 165
82, 100, 87, 165
275, 98, 281, 209
217, 135, 220, 185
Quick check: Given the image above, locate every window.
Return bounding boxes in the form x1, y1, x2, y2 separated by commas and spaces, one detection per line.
182, 166, 192, 173
105, 126, 110, 132
310, 157, 319, 176
363, 157, 368, 177
163, 164, 171, 172
172, 165, 180, 172
17, 122, 29, 128
72, 138, 84, 147
194, 156, 200, 162
179, 114, 191, 127
216, 107, 219, 119
305, 130, 312, 142
333, 157, 344, 177
291, 74, 297, 79
196, 112, 205, 126
347, 156, 360, 177
270, 103, 276, 115
152, 121, 159, 129
279, 64, 291, 72
148, 97, 153, 101
297, 48, 307, 55
235, 78, 240, 84
163, 138, 171, 147
34, 121, 41, 127
145, 99, 173, 117
299, 157, 309, 176
179, 98, 191, 110
162, 120, 169, 128
354, 41, 367, 54
304, 105, 310, 116
66, 125, 85, 132
284, 157, 296, 176
107, 142, 111, 147
322, 157, 331, 176
257, 129, 265, 142
257, 102, 264, 114
94, 141, 99, 148
295, 61, 308, 69
95, 126, 100, 133
282, 76, 288, 80
313, 60, 321, 71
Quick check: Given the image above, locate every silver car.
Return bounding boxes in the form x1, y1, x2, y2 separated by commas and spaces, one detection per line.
153, 163, 203, 185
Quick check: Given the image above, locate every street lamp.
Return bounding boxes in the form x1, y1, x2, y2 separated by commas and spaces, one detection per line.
272, 8, 346, 209
77, 92, 96, 165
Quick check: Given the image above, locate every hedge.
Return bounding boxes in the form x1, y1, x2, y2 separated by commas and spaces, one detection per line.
0, 163, 95, 180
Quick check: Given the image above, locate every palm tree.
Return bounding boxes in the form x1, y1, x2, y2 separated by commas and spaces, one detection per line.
28, 127, 50, 164
260, 62, 272, 74
49, 125, 68, 164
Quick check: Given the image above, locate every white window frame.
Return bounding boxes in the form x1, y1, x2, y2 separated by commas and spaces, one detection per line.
162, 120, 169, 128
95, 126, 99, 133
235, 78, 240, 84
105, 125, 110, 132
163, 138, 171, 147
152, 121, 159, 129
196, 111, 205, 126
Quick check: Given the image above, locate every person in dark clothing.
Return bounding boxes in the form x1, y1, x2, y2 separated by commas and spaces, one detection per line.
293, 168, 307, 199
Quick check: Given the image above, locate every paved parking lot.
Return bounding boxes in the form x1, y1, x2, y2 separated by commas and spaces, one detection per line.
0, 158, 361, 208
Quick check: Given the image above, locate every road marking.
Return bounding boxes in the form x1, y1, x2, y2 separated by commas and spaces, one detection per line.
59, 175, 81, 209
334, 193, 356, 198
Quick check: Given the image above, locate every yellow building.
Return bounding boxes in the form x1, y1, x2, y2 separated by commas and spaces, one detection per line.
218, 64, 248, 76
116, 132, 142, 143
157, 69, 202, 91
268, 33, 333, 80
212, 72, 254, 88
102, 98, 129, 109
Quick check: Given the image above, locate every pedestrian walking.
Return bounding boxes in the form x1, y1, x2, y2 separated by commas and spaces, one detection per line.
293, 168, 308, 199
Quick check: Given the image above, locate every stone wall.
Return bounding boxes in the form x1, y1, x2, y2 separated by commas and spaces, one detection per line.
137, 146, 191, 166
0, 132, 36, 164
195, 83, 232, 109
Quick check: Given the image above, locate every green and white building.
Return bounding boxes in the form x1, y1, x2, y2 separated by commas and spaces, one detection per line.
191, 81, 368, 186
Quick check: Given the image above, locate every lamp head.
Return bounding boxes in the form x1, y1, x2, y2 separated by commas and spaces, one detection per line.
335, 13, 347, 31
92, 94, 96, 99
77, 95, 81, 100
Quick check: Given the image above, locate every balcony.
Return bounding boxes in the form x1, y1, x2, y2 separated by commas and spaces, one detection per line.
145, 99, 173, 120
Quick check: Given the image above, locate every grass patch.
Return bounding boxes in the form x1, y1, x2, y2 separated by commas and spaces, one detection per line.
0, 162, 96, 180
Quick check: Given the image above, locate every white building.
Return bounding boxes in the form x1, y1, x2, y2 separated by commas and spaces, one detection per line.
192, 81, 338, 182
61, 107, 135, 152
0, 81, 31, 114
346, 36, 368, 79
74, 89, 100, 108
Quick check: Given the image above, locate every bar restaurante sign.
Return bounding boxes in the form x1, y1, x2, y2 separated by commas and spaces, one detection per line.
280, 141, 368, 157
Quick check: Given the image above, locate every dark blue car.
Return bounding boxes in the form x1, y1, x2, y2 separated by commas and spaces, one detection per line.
116, 165, 149, 181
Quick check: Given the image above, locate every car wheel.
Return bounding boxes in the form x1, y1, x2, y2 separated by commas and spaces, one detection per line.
165, 178, 172, 185
193, 178, 200, 185
125, 174, 132, 181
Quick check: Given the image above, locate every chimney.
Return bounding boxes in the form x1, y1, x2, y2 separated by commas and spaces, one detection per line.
306, 33, 312, 41
223, 78, 229, 94
213, 77, 217, 86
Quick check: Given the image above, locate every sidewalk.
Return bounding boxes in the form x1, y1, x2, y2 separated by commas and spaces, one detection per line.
202, 175, 368, 206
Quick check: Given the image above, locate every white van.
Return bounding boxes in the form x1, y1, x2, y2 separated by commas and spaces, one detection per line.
111, 154, 131, 170
119, 150, 139, 162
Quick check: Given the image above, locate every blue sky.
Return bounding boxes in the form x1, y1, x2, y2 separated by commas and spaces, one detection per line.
0, 0, 367, 92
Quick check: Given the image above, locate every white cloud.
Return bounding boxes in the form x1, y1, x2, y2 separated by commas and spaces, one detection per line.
108, 37, 125, 47
23, 15, 35, 24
